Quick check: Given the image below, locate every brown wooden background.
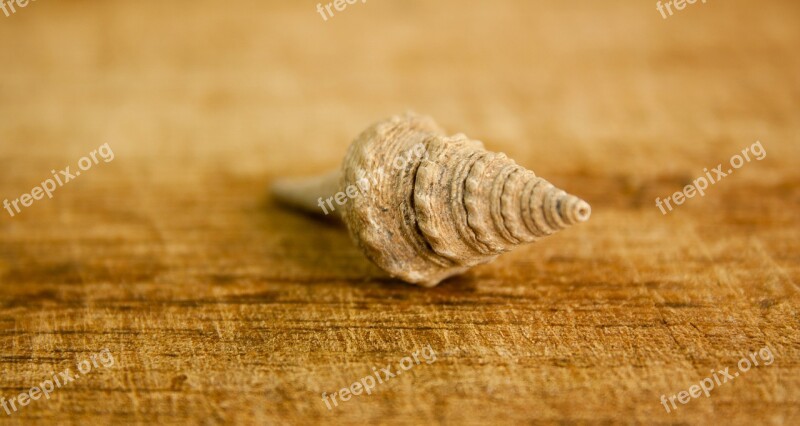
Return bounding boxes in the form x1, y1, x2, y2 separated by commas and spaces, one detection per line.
0, 0, 798, 424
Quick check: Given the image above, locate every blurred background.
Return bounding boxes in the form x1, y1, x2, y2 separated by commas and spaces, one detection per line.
0, 1, 798, 424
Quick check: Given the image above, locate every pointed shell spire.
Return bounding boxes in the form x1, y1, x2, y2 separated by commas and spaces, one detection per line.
272, 113, 591, 287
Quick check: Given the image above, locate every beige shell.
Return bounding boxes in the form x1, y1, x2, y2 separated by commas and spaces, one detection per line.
272, 113, 590, 287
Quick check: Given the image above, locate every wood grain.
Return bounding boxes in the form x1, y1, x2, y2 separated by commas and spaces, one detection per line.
0, 0, 798, 424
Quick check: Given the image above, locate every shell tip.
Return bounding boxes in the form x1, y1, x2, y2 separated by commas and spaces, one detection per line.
573, 199, 591, 223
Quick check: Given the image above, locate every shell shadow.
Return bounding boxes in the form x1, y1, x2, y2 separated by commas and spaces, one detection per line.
253, 196, 391, 283
255, 193, 483, 294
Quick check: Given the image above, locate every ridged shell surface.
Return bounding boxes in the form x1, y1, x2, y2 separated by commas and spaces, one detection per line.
340, 113, 590, 286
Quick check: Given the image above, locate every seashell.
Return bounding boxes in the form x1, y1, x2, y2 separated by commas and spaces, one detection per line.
271, 113, 591, 287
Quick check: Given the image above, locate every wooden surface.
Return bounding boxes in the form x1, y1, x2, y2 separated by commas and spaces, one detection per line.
1, 0, 799, 424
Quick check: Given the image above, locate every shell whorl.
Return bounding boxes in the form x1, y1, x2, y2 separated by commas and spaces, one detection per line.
340, 113, 591, 287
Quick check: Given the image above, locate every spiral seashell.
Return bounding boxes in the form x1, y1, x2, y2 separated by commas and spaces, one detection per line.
272, 113, 591, 287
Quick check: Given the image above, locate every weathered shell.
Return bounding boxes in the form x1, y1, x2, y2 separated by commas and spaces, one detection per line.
272, 113, 591, 287
339, 113, 590, 286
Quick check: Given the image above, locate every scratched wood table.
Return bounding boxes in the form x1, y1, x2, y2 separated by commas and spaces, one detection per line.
0, 0, 798, 425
